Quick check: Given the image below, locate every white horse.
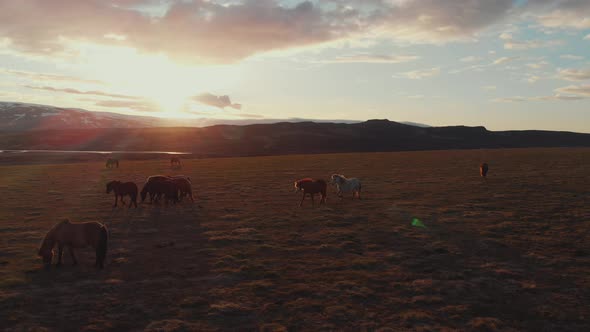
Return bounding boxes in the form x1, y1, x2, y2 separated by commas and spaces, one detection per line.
330, 174, 362, 199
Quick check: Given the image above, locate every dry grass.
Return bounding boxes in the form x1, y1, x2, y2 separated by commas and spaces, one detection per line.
1, 148, 589, 331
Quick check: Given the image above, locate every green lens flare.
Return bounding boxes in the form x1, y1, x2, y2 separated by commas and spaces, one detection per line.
411, 218, 426, 228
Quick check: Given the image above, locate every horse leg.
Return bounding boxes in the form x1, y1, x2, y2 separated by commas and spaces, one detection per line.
56, 244, 63, 267
69, 247, 78, 266
113, 194, 118, 207
311, 194, 315, 207
299, 193, 305, 207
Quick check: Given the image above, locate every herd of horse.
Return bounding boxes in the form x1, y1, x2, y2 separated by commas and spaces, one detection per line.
106, 175, 193, 208
38, 157, 490, 269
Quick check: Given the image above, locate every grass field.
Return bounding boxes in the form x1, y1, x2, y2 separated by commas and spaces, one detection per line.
1, 148, 589, 331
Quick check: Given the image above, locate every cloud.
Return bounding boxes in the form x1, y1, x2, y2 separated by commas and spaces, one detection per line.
560, 54, 584, 60
24, 85, 140, 99
526, 61, 549, 69
493, 56, 520, 65
395, 67, 440, 80
0, 68, 104, 84
0, 0, 518, 64
529, 0, 590, 29
460, 56, 482, 62
555, 84, 590, 97
95, 99, 159, 112
193, 93, 242, 110
492, 96, 528, 103
558, 68, 590, 81
325, 54, 419, 64
493, 94, 585, 102
585, 34, 590, 40
499, 32, 513, 40
482, 85, 497, 91
504, 39, 564, 50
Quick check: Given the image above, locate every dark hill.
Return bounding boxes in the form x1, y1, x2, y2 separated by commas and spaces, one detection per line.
1, 120, 589, 157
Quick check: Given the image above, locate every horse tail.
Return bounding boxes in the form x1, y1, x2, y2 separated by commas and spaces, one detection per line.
97, 225, 108, 269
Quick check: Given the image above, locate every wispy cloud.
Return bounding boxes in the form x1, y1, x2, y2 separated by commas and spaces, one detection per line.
504, 39, 564, 50
94, 99, 159, 113
560, 54, 584, 60
1, 68, 104, 84
24, 86, 140, 99
558, 68, 590, 81
395, 67, 441, 80
325, 54, 420, 64
493, 56, 520, 65
460, 56, 483, 62
555, 84, 590, 97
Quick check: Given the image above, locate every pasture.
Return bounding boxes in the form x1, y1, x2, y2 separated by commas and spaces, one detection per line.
1, 148, 589, 331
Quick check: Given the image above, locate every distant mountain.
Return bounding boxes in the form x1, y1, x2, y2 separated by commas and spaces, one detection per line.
1, 118, 589, 157
0, 102, 164, 131
0, 102, 372, 131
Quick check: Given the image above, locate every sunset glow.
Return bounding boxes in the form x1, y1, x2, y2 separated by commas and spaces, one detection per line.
0, 0, 589, 132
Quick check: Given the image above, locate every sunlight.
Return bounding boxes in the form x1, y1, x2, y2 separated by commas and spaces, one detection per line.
66, 41, 243, 117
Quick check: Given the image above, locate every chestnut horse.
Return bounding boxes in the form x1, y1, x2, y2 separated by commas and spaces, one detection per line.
294, 178, 327, 207
106, 181, 138, 208
38, 219, 108, 269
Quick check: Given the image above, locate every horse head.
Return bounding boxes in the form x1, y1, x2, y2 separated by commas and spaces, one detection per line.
106, 181, 119, 194
331, 174, 344, 185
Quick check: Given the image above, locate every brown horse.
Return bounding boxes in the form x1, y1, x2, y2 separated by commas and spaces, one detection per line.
38, 219, 108, 269
170, 157, 181, 168
106, 181, 138, 208
294, 178, 327, 207
172, 177, 194, 202
105, 158, 119, 168
480, 163, 489, 178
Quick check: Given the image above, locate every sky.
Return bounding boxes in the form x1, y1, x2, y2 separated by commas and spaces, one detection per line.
0, 0, 589, 133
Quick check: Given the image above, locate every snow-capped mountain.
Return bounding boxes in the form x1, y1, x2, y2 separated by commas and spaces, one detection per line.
0, 102, 165, 131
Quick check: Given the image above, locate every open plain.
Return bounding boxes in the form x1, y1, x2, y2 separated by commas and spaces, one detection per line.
1, 148, 589, 331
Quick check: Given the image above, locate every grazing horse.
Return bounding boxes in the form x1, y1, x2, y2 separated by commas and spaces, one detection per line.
141, 179, 179, 204
38, 219, 108, 269
105, 158, 119, 168
331, 174, 362, 199
170, 157, 182, 168
106, 181, 138, 208
480, 163, 489, 178
171, 177, 194, 202
294, 178, 327, 207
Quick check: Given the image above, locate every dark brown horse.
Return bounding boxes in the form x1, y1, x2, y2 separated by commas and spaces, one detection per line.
141, 179, 179, 204
480, 163, 489, 178
106, 181, 138, 208
38, 219, 108, 269
170, 157, 181, 168
105, 158, 119, 168
294, 178, 327, 207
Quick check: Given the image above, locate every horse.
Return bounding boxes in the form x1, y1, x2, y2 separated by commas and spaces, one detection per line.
294, 178, 327, 207
170, 157, 182, 168
105, 158, 119, 168
141, 179, 179, 205
106, 181, 138, 208
38, 219, 108, 269
330, 174, 362, 199
171, 177, 194, 202
480, 163, 489, 178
